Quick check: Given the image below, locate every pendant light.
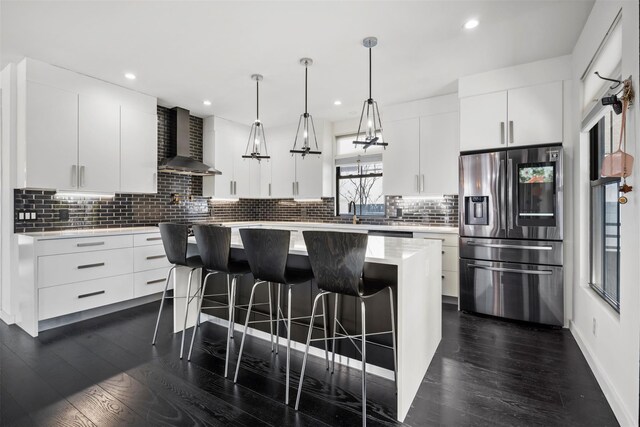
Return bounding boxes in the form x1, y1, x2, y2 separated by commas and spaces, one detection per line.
243, 74, 270, 161
353, 37, 388, 149
290, 58, 321, 157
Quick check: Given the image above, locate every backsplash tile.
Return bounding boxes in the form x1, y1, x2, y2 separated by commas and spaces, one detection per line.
14, 105, 458, 233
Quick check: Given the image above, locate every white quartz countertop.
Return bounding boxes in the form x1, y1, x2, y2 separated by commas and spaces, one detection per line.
17, 222, 458, 240
219, 221, 458, 234
18, 226, 161, 239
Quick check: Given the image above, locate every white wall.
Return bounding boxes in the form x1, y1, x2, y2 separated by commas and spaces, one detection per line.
570, 2, 639, 426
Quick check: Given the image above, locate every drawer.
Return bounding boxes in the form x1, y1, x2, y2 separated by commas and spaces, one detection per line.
36, 234, 133, 256
441, 246, 459, 272
134, 245, 171, 272
134, 232, 164, 247
414, 232, 458, 247
38, 248, 134, 288
134, 268, 172, 298
38, 274, 133, 320
441, 271, 459, 298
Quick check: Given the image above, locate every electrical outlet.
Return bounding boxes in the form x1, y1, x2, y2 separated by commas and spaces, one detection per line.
31, 211, 37, 220
18, 212, 25, 220
592, 318, 597, 336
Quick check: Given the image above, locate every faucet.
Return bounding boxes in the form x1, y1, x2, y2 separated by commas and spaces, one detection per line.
348, 200, 358, 225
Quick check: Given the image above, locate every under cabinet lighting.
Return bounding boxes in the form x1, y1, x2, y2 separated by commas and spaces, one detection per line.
203, 100, 212, 106
293, 198, 323, 202
124, 72, 136, 80
464, 19, 479, 30
54, 192, 115, 199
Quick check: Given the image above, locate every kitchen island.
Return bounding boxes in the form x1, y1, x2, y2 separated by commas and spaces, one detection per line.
176, 223, 442, 422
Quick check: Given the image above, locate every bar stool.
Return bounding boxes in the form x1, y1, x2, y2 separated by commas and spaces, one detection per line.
234, 228, 329, 405
152, 223, 203, 351
186, 224, 254, 378
296, 230, 397, 427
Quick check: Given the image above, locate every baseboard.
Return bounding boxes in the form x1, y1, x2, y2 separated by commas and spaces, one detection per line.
0, 310, 15, 325
201, 313, 395, 380
442, 295, 458, 306
569, 321, 635, 427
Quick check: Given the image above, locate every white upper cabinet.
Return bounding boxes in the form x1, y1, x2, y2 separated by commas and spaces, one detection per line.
17, 58, 158, 193
459, 81, 563, 152
508, 81, 563, 146
24, 80, 79, 191
420, 112, 459, 195
269, 126, 296, 198
212, 118, 237, 198
121, 107, 158, 193
459, 91, 507, 151
382, 118, 421, 196
295, 153, 323, 198
78, 94, 121, 193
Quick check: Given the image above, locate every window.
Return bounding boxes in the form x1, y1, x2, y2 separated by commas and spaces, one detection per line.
335, 134, 384, 216
589, 111, 622, 312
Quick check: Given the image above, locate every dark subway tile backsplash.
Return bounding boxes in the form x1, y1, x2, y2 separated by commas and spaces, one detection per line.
14, 105, 458, 233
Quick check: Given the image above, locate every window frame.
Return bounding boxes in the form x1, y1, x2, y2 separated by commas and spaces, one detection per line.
335, 161, 384, 217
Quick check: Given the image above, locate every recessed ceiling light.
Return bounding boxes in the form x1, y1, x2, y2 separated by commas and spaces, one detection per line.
203, 100, 212, 106
464, 19, 479, 30
124, 72, 136, 80
334, 100, 342, 106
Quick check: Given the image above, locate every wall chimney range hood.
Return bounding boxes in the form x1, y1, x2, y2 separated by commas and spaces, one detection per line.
158, 107, 221, 176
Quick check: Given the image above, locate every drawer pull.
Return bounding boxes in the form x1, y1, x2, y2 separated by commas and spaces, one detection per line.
77, 262, 105, 270
77, 241, 105, 247
146, 237, 162, 241
146, 255, 166, 260
146, 278, 165, 285
78, 290, 105, 299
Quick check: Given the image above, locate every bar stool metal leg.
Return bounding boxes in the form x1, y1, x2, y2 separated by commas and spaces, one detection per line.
295, 292, 325, 410
361, 300, 367, 427
321, 294, 330, 370
179, 268, 198, 359
285, 285, 292, 404
152, 266, 176, 345
224, 276, 237, 378
233, 280, 263, 383
268, 282, 274, 352
187, 272, 216, 361
275, 284, 281, 354
227, 275, 234, 339
389, 287, 398, 391
331, 293, 340, 373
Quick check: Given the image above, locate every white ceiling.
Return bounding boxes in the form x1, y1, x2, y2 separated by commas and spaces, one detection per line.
2, 0, 594, 126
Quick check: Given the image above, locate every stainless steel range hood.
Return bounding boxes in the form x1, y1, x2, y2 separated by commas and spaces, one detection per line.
158, 107, 221, 176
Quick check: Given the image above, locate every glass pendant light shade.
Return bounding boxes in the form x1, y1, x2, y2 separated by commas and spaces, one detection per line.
291, 58, 321, 157
243, 74, 270, 161
353, 37, 388, 150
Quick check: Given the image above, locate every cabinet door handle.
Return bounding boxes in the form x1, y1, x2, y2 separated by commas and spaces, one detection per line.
146, 278, 165, 285
230, 181, 233, 195
500, 122, 505, 144
420, 175, 425, 192
268, 183, 272, 197
71, 165, 77, 187
509, 121, 514, 144
146, 254, 166, 260
78, 290, 105, 299
146, 237, 162, 241
296, 182, 299, 195
80, 166, 85, 187
292, 182, 295, 195
233, 181, 237, 195
468, 264, 552, 276
77, 241, 105, 247
77, 262, 105, 269
415, 175, 419, 192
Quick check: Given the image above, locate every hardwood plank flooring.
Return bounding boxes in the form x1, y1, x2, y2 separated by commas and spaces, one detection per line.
0, 302, 618, 426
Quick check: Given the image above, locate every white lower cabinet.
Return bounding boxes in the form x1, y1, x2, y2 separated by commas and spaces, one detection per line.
414, 231, 459, 298
22, 229, 172, 334
38, 275, 134, 321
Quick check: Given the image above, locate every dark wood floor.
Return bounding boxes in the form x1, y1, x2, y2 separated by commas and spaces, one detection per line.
0, 302, 618, 426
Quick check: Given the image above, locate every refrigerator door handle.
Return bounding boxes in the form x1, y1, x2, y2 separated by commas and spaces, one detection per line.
467, 241, 553, 251
468, 264, 553, 276
507, 158, 514, 230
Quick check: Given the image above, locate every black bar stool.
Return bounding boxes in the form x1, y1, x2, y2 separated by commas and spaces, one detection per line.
186, 225, 254, 378
234, 228, 329, 405
152, 223, 203, 351
296, 230, 397, 426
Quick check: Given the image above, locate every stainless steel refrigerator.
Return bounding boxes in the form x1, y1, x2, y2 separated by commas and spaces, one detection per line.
459, 145, 564, 326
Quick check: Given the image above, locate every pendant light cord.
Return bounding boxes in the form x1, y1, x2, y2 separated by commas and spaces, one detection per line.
369, 47, 372, 100
304, 66, 308, 115
256, 79, 259, 120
